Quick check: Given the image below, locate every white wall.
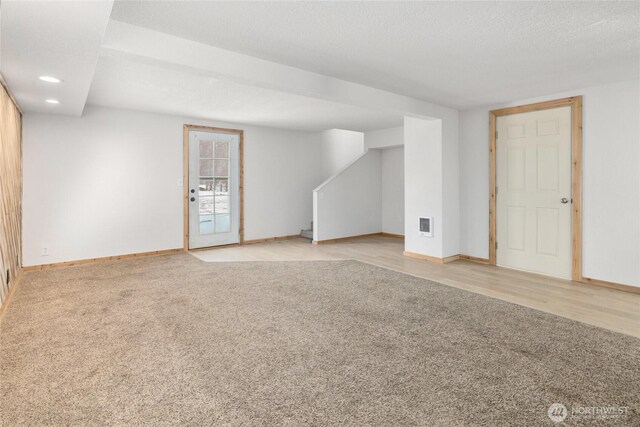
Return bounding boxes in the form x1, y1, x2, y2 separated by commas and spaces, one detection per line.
442, 114, 460, 258
404, 106, 460, 259
364, 126, 403, 149
313, 150, 382, 241
459, 79, 640, 286
365, 126, 405, 236
381, 147, 404, 236
317, 129, 364, 178
404, 117, 444, 257
22, 105, 326, 266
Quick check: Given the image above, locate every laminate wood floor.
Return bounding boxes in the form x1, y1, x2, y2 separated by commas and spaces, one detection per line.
191, 236, 640, 338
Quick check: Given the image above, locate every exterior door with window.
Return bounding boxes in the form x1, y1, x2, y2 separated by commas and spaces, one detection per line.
188, 129, 240, 249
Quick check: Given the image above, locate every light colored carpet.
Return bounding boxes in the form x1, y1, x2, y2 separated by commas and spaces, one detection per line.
1, 253, 638, 426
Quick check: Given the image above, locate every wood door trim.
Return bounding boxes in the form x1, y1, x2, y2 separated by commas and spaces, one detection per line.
489, 96, 583, 281
183, 124, 245, 251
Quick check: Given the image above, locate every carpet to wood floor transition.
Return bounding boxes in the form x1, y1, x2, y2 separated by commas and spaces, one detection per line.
1, 253, 638, 426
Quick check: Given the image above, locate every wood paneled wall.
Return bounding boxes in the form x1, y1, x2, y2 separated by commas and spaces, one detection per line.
0, 79, 22, 306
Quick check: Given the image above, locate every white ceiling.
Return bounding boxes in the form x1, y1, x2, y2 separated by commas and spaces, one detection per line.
111, 1, 640, 109
0, 1, 113, 116
0, 0, 405, 132
87, 52, 403, 132
1, 1, 637, 132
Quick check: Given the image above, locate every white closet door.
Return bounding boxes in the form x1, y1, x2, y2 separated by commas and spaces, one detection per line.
496, 106, 572, 278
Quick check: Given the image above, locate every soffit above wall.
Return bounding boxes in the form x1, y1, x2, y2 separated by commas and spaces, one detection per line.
88, 52, 404, 132
0, 1, 114, 116
111, 1, 639, 109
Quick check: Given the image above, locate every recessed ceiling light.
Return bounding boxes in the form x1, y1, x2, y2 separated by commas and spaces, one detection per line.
39, 76, 62, 83
45, 99, 60, 104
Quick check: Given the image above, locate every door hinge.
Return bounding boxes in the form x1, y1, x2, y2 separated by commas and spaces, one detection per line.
495, 186, 498, 195
495, 130, 498, 139
495, 242, 498, 250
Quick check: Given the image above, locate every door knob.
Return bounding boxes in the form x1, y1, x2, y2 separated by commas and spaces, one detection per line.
560, 198, 569, 204
190, 197, 196, 202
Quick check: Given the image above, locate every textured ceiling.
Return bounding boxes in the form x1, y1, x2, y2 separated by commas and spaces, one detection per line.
2, 1, 637, 131
111, 1, 640, 109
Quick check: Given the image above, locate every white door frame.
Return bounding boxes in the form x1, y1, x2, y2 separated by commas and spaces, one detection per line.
489, 96, 583, 282
183, 124, 244, 250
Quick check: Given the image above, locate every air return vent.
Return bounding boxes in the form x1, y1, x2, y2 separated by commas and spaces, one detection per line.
419, 217, 433, 237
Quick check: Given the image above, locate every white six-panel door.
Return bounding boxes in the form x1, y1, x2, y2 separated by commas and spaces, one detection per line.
188, 130, 240, 249
496, 106, 572, 278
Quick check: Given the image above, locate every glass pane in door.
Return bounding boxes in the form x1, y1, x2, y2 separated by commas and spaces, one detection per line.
211, 139, 231, 234
214, 178, 228, 194
199, 160, 214, 177
198, 140, 215, 234
215, 214, 231, 233
214, 140, 229, 158
198, 136, 232, 235
199, 196, 214, 235
214, 159, 229, 177
199, 178, 213, 195
199, 140, 214, 157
